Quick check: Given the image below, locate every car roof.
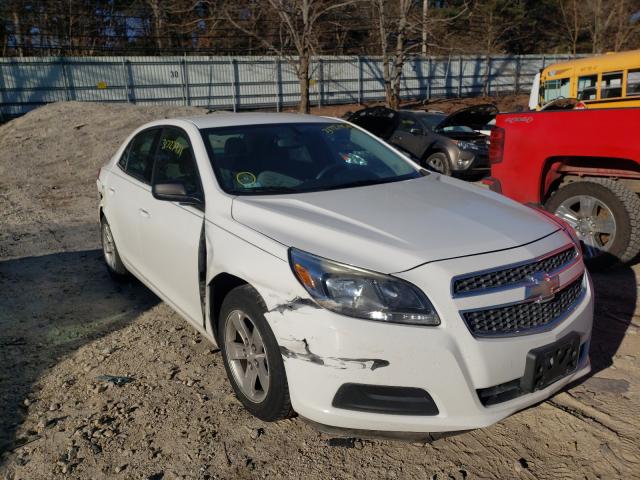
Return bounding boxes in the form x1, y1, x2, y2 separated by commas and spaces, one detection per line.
178, 112, 336, 129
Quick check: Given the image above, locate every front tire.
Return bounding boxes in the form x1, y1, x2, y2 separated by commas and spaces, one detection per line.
545, 178, 640, 270
100, 216, 128, 280
219, 285, 293, 421
423, 152, 452, 175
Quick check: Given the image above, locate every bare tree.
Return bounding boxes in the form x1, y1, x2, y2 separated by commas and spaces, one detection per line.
558, 0, 582, 55
225, 0, 356, 113
373, 0, 415, 109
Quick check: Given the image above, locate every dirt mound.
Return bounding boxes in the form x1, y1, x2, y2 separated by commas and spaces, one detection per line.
0, 102, 206, 259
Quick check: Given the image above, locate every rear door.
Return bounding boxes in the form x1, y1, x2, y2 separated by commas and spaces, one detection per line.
136, 126, 205, 325
104, 128, 160, 266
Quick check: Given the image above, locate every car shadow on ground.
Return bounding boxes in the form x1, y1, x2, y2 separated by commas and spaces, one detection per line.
0, 249, 159, 458
588, 262, 638, 376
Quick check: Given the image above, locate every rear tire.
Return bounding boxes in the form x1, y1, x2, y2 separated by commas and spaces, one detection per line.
100, 216, 128, 280
545, 178, 640, 270
219, 284, 293, 422
423, 152, 452, 176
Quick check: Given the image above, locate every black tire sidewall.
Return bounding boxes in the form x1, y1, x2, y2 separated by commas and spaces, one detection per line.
219, 285, 291, 421
545, 181, 632, 269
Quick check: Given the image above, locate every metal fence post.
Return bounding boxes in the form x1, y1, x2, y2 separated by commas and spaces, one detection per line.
514, 55, 521, 94
121, 58, 130, 103
275, 58, 283, 112
357, 56, 363, 104
458, 56, 463, 97
231, 59, 239, 112
60, 57, 71, 101
181, 55, 190, 106
485, 55, 491, 96
318, 58, 324, 107
426, 57, 431, 100
0, 62, 5, 121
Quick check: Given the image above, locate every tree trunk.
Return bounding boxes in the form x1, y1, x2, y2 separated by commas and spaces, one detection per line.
390, 1, 409, 109
11, 10, 23, 57
298, 54, 310, 113
421, 0, 429, 57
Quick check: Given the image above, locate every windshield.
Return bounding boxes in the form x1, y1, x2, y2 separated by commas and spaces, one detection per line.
200, 122, 422, 195
414, 112, 446, 130
540, 78, 570, 104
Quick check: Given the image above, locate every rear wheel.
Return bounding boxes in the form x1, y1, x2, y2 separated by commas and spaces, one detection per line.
219, 285, 293, 421
100, 216, 128, 279
545, 179, 640, 269
424, 152, 451, 176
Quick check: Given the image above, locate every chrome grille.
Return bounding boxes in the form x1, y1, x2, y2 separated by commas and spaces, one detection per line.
461, 276, 584, 337
453, 247, 577, 296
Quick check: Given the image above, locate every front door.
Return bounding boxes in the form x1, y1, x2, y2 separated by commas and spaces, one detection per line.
137, 126, 205, 325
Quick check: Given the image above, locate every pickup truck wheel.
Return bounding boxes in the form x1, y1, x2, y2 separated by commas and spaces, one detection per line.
545, 179, 640, 269
424, 152, 451, 176
219, 284, 293, 421
100, 217, 128, 280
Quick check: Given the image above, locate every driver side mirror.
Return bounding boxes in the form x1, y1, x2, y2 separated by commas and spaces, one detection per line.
152, 181, 203, 207
409, 127, 424, 136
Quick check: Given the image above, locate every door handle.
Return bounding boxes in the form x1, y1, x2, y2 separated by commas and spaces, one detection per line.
107, 187, 116, 195
138, 208, 150, 218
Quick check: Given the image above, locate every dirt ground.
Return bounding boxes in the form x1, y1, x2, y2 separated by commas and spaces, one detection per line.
0, 101, 639, 480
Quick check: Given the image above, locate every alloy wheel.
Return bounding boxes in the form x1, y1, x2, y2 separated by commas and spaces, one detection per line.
554, 194, 617, 258
102, 222, 117, 270
224, 309, 270, 403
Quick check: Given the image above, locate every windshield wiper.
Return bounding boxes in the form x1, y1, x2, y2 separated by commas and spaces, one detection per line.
326, 176, 416, 191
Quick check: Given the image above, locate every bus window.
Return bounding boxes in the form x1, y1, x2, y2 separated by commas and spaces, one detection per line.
577, 75, 598, 100
601, 71, 623, 98
627, 69, 640, 96
541, 78, 570, 103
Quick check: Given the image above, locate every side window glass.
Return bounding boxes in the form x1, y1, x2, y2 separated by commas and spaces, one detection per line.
154, 128, 202, 197
397, 114, 418, 133
627, 69, 640, 96
118, 143, 131, 169
601, 71, 623, 99
577, 75, 597, 100
126, 129, 159, 183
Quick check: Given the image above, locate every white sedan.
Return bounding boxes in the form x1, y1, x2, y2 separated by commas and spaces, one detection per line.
97, 113, 593, 434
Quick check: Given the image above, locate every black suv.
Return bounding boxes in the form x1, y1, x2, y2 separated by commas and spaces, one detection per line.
347, 104, 497, 176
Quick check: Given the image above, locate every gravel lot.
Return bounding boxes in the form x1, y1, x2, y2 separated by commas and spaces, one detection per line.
1, 102, 639, 479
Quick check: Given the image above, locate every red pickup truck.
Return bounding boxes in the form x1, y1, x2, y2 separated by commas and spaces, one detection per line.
485, 108, 640, 269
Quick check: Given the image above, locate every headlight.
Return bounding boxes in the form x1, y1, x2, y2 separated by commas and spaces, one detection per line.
289, 248, 440, 326
455, 140, 479, 151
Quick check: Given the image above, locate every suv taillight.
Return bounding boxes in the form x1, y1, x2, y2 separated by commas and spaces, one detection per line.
489, 126, 505, 164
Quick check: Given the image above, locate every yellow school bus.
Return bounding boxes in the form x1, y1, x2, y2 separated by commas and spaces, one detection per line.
529, 50, 640, 110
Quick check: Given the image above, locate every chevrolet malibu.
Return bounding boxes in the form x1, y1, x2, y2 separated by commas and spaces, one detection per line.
97, 113, 593, 434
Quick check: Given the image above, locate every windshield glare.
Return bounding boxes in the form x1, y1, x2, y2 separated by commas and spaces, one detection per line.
200, 123, 421, 195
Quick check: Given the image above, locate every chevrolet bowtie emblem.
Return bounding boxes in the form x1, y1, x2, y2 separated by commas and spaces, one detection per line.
525, 272, 560, 303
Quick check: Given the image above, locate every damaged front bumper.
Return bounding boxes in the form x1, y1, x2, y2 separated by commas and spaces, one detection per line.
262, 234, 593, 434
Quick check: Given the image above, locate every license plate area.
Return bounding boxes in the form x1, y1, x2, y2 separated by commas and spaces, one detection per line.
521, 333, 581, 393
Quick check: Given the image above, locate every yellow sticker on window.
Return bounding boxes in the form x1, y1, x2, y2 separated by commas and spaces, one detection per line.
236, 171, 256, 186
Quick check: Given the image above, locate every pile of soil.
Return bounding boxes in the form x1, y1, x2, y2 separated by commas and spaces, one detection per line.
0, 101, 638, 479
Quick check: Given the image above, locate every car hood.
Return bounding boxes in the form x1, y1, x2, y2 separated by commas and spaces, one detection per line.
231, 175, 558, 274
436, 104, 498, 131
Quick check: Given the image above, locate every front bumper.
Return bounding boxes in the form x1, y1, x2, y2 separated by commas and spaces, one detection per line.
265, 231, 593, 433
452, 150, 490, 173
